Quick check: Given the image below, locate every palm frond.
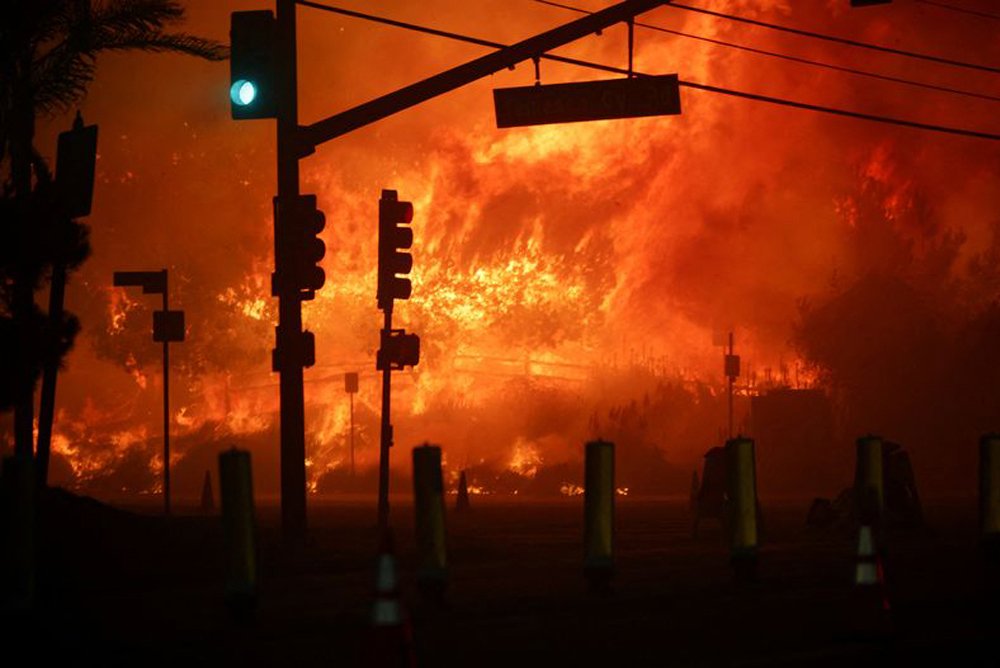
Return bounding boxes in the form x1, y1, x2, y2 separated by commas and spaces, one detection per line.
90, 29, 227, 61
90, 0, 184, 34
31, 46, 96, 115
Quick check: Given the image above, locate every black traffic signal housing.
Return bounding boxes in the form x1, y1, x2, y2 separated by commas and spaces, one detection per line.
377, 329, 420, 371
850, 0, 891, 5
230, 10, 277, 120
377, 189, 414, 310
274, 194, 326, 300
272, 329, 316, 371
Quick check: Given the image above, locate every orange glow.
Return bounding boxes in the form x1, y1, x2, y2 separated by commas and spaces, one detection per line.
8, 0, 997, 500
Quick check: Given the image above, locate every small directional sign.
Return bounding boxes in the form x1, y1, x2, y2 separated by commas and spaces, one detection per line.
494, 74, 681, 128
113, 270, 166, 295
153, 310, 185, 343
725, 354, 741, 379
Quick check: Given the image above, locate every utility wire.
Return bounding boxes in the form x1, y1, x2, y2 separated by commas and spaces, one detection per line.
296, 0, 1000, 142
664, 1, 1000, 75
536, 0, 1000, 103
916, 0, 1000, 20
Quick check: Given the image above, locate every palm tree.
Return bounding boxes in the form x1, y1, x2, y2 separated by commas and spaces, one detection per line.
0, 1, 226, 481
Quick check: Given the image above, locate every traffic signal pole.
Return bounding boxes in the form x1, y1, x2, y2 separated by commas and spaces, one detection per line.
727, 332, 734, 441
276, 0, 308, 544
378, 306, 393, 535
162, 276, 171, 515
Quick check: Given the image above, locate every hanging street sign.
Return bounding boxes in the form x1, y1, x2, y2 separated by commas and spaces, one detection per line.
493, 74, 681, 128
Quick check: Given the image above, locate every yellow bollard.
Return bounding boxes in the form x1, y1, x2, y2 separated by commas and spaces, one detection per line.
855, 435, 884, 523
726, 437, 758, 581
219, 448, 257, 617
980, 434, 1000, 598
980, 434, 1000, 538
584, 439, 614, 590
413, 444, 447, 598
0, 455, 34, 610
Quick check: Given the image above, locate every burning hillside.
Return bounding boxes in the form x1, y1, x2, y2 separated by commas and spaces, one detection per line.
4, 0, 999, 499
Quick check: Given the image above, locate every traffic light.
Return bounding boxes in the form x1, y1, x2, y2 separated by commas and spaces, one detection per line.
378, 190, 414, 310
377, 329, 421, 371
275, 194, 326, 300
272, 329, 316, 371
230, 11, 277, 120
850, 0, 891, 5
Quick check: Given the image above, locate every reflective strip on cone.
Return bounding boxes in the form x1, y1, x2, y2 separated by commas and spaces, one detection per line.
854, 525, 886, 603
372, 596, 403, 627
366, 529, 416, 666
371, 534, 406, 628
855, 525, 878, 586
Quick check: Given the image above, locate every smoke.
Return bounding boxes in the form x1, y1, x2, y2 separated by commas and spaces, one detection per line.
5, 0, 998, 498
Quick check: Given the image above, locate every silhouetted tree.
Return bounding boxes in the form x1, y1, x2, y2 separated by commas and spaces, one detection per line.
0, 1, 225, 473
793, 174, 998, 490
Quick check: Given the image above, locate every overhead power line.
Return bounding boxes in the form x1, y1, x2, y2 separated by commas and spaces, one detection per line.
296, 0, 1000, 142
536, 0, 1000, 104
916, 0, 1000, 20
665, 1, 1000, 75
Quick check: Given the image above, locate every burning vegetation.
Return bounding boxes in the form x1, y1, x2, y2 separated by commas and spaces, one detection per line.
3, 0, 999, 500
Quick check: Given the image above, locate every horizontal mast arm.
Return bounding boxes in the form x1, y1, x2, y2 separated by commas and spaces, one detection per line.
300, 0, 669, 150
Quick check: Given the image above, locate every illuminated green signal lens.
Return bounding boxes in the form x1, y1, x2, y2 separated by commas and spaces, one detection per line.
230, 80, 257, 106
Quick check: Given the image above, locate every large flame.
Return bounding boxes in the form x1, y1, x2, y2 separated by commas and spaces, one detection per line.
6, 0, 999, 499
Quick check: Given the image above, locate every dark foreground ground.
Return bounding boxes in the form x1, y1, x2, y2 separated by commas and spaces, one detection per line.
6, 493, 998, 666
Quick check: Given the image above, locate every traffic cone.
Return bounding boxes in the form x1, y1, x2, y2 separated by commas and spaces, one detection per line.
200, 470, 215, 514
366, 531, 415, 667
851, 523, 891, 637
456, 469, 470, 512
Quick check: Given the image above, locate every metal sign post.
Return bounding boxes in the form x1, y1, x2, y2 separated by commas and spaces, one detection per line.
724, 332, 740, 440
345, 372, 359, 476
112, 269, 185, 515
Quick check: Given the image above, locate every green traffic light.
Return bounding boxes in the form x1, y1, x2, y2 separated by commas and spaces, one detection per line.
230, 79, 257, 107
